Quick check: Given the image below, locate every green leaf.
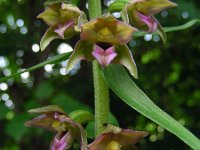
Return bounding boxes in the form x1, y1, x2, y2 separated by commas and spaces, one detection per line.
40, 28, 60, 51
134, 19, 200, 37
51, 93, 92, 114
0, 53, 70, 83
108, 113, 119, 126
71, 0, 80, 5
44, 0, 70, 6
103, 65, 200, 150
0, 104, 9, 120
69, 110, 94, 124
6, 114, 30, 142
108, 0, 129, 12
34, 82, 54, 99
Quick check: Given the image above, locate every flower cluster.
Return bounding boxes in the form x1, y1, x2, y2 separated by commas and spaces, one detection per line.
38, 0, 177, 78
26, 1, 177, 149
25, 106, 148, 150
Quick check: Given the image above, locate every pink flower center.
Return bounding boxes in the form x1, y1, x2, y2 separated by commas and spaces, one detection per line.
92, 44, 117, 67
136, 12, 158, 32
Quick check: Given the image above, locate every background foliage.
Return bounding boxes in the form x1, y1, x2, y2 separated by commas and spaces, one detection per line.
0, 0, 200, 149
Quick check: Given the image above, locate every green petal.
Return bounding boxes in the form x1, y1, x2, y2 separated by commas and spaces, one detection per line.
131, 0, 177, 15
155, 18, 167, 45
40, 28, 60, 51
74, 13, 88, 32
37, 3, 82, 27
25, 114, 66, 132
66, 40, 94, 73
81, 15, 137, 44
112, 45, 138, 78
28, 105, 66, 114
37, 4, 61, 27
121, 5, 129, 24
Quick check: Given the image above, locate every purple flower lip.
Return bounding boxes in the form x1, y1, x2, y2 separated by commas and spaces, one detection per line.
92, 44, 117, 67
52, 132, 68, 150
136, 12, 158, 32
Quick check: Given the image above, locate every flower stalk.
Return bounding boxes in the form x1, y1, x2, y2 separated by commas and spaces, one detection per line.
88, 0, 110, 136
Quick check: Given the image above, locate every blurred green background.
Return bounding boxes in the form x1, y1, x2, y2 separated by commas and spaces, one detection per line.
0, 0, 200, 149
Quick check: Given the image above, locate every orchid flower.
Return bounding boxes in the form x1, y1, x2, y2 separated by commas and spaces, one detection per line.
122, 0, 177, 43
66, 15, 138, 78
25, 105, 88, 150
38, 2, 87, 50
88, 124, 148, 150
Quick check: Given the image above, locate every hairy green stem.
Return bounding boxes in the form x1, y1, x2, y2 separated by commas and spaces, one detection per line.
88, 0, 102, 19
88, 0, 110, 136
92, 62, 110, 136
